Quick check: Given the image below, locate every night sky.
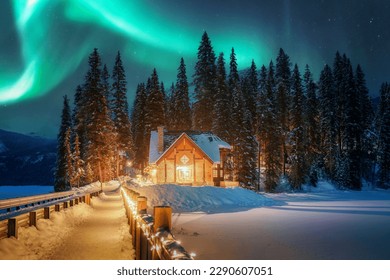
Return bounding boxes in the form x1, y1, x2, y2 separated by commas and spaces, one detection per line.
0, 0, 389, 138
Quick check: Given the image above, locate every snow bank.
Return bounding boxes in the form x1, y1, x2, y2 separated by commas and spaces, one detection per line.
127, 182, 281, 213
0, 202, 93, 260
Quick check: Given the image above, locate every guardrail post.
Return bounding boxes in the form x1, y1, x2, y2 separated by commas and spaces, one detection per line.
75, 198, 79, 205
70, 199, 74, 207
136, 196, 147, 260
63, 201, 68, 209
29, 211, 37, 227
7, 218, 18, 238
44, 207, 50, 219
152, 206, 172, 260
55, 204, 60, 212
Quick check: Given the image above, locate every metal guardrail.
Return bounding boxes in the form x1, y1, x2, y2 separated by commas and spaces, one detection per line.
121, 182, 194, 260
0, 191, 75, 212
0, 183, 103, 240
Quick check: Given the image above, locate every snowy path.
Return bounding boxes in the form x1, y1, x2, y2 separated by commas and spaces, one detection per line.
48, 186, 134, 260
0, 181, 134, 260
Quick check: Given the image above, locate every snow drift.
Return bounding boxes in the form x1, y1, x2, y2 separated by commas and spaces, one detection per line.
127, 181, 282, 213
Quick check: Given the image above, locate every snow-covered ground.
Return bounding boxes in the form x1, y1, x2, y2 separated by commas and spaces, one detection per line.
128, 180, 390, 260
0, 181, 134, 260
0, 185, 54, 199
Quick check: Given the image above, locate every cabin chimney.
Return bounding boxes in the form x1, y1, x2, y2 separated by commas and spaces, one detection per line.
157, 126, 164, 154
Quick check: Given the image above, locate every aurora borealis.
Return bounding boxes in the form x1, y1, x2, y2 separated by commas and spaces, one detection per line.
0, 0, 389, 137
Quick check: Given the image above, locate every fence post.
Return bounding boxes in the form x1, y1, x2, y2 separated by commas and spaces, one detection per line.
29, 211, 37, 227
136, 196, 147, 260
152, 206, 172, 260
44, 207, 50, 219
85, 194, 91, 205
7, 218, 18, 238
153, 206, 172, 231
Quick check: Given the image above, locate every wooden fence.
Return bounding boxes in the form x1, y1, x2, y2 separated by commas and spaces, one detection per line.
121, 184, 193, 260
0, 188, 102, 240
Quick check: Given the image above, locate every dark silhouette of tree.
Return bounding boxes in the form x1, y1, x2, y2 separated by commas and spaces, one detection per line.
54, 95, 72, 192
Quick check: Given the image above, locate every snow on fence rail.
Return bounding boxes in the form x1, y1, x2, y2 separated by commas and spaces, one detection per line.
0, 183, 103, 240
121, 183, 193, 260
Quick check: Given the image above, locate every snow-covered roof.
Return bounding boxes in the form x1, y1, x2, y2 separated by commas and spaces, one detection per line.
148, 130, 231, 164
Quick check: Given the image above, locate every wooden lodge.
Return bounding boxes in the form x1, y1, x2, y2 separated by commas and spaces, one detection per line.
146, 126, 234, 186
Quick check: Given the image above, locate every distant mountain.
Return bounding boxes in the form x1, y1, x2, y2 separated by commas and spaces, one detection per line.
0, 129, 57, 186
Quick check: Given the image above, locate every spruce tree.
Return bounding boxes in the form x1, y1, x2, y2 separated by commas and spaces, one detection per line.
165, 83, 175, 130
72, 85, 87, 165
172, 58, 192, 130
193, 31, 217, 131
131, 83, 148, 172
275, 48, 291, 175
112, 51, 133, 176
212, 52, 232, 142
303, 65, 320, 186
318, 64, 337, 179
83, 48, 113, 183
263, 61, 282, 192
245, 60, 259, 132
145, 68, 165, 131
54, 95, 72, 192
288, 64, 306, 190
336, 58, 362, 189
71, 133, 84, 188
377, 83, 390, 188
355, 65, 375, 182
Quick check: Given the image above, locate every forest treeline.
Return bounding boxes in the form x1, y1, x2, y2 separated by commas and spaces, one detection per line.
55, 32, 390, 192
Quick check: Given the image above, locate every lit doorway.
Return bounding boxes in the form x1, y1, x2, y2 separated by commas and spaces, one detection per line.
176, 166, 192, 184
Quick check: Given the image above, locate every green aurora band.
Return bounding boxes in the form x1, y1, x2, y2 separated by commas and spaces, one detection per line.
0, 0, 272, 104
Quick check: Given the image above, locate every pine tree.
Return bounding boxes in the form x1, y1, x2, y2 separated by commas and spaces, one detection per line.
193, 31, 217, 131
245, 60, 258, 132
212, 52, 232, 142
256, 64, 268, 187
336, 58, 362, 189
318, 64, 337, 179
288, 64, 306, 190
377, 83, 390, 188
83, 48, 113, 183
145, 68, 165, 131
71, 133, 84, 188
303, 65, 320, 186
112, 51, 133, 177
275, 48, 291, 175
131, 83, 148, 172
54, 95, 72, 192
165, 83, 175, 130
355, 65, 375, 182
263, 61, 282, 192
211, 48, 257, 189
72, 85, 87, 165
172, 58, 192, 130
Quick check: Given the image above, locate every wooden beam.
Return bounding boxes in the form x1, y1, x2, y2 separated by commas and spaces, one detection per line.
7, 218, 18, 238
29, 211, 37, 227
44, 207, 50, 219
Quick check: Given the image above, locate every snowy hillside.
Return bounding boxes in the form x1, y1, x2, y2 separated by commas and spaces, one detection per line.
127, 181, 281, 213
0, 129, 56, 185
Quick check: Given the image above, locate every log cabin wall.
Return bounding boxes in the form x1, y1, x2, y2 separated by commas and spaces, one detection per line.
155, 135, 213, 186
